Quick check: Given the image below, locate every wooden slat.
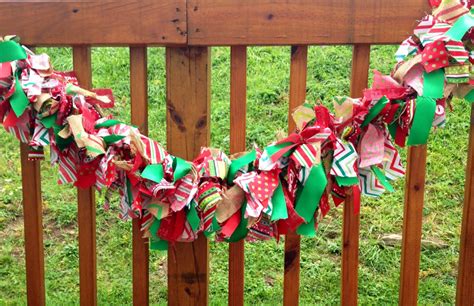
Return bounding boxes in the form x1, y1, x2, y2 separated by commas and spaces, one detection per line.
130, 46, 149, 306
456, 104, 474, 305
73, 46, 97, 306
399, 145, 428, 306
187, 0, 430, 46
20, 143, 45, 306
166, 47, 210, 305
283, 45, 307, 306
0, 0, 186, 46
341, 44, 370, 306
228, 45, 247, 306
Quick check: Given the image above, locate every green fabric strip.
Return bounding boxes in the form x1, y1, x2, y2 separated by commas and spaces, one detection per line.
173, 157, 192, 182
150, 218, 161, 238
295, 163, 327, 223
227, 150, 256, 184
465, 89, 474, 103
407, 96, 436, 145
94, 119, 122, 129
0, 41, 27, 63
54, 125, 73, 151
335, 176, 359, 187
388, 122, 398, 140
225, 201, 249, 242
361, 96, 389, 127
40, 113, 58, 129
445, 10, 474, 41
141, 164, 164, 183
270, 183, 288, 221
150, 238, 168, 251
103, 134, 125, 145
371, 166, 394, 192
10, 72, 29, 117
423, 70, 445, 99
187, 204, 200, 232
296, 216, 316, 237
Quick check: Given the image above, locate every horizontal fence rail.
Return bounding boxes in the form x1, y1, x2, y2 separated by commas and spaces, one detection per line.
1, 0, 474, 305
0, 0, 429, 46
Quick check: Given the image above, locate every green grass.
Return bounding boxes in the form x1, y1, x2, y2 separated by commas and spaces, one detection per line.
0, 45, 469, 305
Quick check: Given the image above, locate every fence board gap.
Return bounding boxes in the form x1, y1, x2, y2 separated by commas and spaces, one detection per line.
130, 46, 150, 306
73, 46, 98, 306
341, 44, 370, 306
166, 47, 210, 305
228, 45, 247, 306
283, 45, 308, 306
456, 104, 474, 305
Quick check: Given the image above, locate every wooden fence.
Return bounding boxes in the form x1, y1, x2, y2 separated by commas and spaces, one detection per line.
1, 0, 474, 305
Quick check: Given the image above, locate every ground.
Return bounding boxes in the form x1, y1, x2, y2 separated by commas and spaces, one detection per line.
0, 45, 469, 305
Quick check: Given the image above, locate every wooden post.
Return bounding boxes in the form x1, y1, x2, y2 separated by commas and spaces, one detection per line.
456, 104, 474, 305
130, 46, 150, 306
283, 45, 308, 306
73, 46, 97, 306
20, 143, 45, 306
341, 44, 370, 306
399, 145, 427, 306
228, 45, 247, 306
166, 47, 210, 305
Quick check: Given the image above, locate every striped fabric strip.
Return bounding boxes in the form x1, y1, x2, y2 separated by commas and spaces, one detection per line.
434, 0, 468, 24
330, 138, 358, 179
414, 15, 436, 39
382, 138, 405, 180
58, 149, 77, 184
359, 167, 385, 197
292, 143, 318, 168
30, 118, 49, 147
5, 126, 29, 143
446, 40, 469, 63
422, 22, 451, 46
395, 36, 419, 62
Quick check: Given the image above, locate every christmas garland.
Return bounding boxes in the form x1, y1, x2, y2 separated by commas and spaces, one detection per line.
0, 0, 473, 250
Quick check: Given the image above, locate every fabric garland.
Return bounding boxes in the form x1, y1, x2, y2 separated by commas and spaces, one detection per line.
0, 0, 473, 248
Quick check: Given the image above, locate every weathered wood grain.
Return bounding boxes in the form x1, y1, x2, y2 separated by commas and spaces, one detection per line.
341, 44, 370, 306
20, 143, 45, 306
0, 1, 186, 46
130, 46, 150, 306
166, 47, 210, 305
399, 145, 428, 306
456, 104, 474, 305
228, 45, 247, 306
73, 46, 97, 306
187, 0, 430, 45
284, 45, 308, 306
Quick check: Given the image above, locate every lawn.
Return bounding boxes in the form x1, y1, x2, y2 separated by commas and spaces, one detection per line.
0, 45, 469, 305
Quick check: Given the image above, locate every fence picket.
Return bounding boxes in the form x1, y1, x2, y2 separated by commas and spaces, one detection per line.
130, 46, 150, 306
73, 46, 98, 306
399, 145, 427, 305
228, 45, 247, 306
341, 44, 371, 306
20, 143, 45, 306
166, 47, 210, 305
456, 104, 474, 305
284, 45, 308, 306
